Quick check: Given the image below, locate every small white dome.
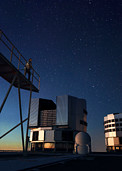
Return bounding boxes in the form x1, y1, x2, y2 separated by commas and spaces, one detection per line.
75, 132, 91, 155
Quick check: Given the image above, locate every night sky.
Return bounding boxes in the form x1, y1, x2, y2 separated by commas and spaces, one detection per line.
0, 0, 122, 152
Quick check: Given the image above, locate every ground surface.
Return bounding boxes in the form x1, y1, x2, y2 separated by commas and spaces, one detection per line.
38, 155, 122, 171
0, 152, 122, 171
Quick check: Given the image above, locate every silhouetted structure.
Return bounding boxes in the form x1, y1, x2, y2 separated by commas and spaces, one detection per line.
0, 30, 40, 152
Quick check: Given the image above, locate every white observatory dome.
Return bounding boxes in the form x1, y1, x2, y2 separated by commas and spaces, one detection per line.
75, 132, 91, 155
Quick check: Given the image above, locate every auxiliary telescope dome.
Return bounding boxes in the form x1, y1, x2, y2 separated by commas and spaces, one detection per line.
75, 132, 91, 155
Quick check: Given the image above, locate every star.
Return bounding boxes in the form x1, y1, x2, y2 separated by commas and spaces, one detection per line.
92, 85, 95, 88
88, 0, 92, 5
89, 68, 92, 71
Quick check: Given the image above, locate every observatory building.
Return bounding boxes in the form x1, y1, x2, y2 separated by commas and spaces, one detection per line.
29, 98, 56, 127
29, 95, 91, 153
104, 113, 122, 152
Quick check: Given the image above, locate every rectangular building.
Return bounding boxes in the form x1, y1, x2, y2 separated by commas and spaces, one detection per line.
56, 95, 87, 132
29, 98, 56, 127
29, 95, 88, 152
39, 110, 56, 126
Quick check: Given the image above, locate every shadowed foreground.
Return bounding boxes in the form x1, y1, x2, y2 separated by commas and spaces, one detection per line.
37, 155, 122, 171
0, 152, 122, 171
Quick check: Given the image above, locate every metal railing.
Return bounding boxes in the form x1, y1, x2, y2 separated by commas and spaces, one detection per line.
0, 30, 40, 91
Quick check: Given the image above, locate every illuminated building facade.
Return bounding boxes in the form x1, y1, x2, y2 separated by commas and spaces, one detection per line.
56, 95, 87, 132
29, 98, 56, 127
104, 113, 122, 152
29, 95, 88, 152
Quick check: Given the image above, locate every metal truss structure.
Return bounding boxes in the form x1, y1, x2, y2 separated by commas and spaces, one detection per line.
0, 30, 40, 153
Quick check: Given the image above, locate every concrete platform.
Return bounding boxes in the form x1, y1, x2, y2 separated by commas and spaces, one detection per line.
41, 154, 122, 171
1, 152, 122, 171
0, 152, 80, 171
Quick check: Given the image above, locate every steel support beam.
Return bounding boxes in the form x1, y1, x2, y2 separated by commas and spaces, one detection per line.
25, 85, 32, 152
0, 74, 17, 113
0, 118, 28, 139
18, 81, 25, 152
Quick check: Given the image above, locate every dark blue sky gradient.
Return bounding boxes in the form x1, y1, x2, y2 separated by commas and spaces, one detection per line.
0, 0, 122, 151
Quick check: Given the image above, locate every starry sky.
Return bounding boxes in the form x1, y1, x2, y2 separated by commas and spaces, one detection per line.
0, 0, 122, 152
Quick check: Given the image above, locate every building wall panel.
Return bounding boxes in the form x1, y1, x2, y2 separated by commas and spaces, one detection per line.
56, 95, 68, 125
29, 98, 39, 127
108, 137, 114, 146
45, 130, 55, 142
54, 130, 62, 141
38, 130, 45, 141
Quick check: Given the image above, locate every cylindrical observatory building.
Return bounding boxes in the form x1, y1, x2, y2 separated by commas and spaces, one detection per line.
104, 113, 122, 152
